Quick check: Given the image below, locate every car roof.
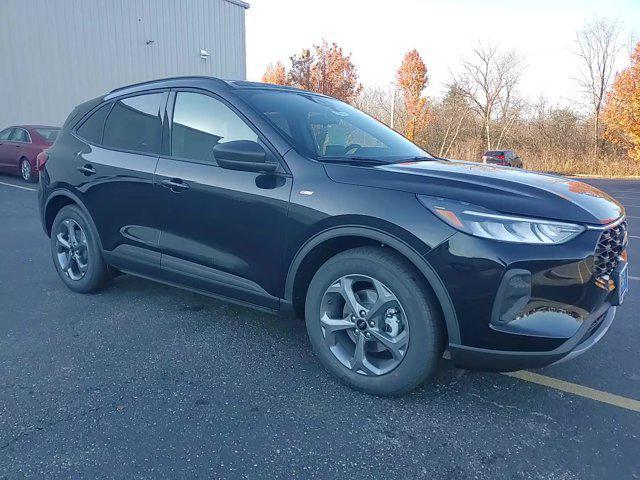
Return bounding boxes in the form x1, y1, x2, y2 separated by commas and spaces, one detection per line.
105, 76, 325, 100
4, 125, 59, 130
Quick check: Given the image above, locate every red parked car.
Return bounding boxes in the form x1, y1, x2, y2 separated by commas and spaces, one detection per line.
0, 125, 60, 183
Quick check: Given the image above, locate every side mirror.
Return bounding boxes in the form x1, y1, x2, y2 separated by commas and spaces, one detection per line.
213, 140, 277, 173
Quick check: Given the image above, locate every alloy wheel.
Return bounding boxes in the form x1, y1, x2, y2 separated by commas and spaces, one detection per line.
55, 219, 89, 281
319, 274, 409, 376
20, 161, 31, 181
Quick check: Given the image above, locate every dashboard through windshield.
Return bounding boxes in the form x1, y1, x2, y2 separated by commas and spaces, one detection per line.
237, 89, 433, 164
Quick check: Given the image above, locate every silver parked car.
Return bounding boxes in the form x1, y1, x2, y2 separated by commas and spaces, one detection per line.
482, 150, 523, 168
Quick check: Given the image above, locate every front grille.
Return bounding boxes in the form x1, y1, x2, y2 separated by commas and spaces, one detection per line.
594, 220, 628, 279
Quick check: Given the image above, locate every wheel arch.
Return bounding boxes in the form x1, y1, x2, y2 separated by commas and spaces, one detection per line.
284, 226, 460, 344
44, 190, 105, 252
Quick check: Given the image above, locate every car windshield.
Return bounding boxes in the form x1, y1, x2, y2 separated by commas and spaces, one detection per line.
237, 89, 432, 163
35, 128, 60, 141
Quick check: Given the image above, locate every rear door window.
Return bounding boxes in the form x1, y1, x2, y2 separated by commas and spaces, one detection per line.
103, 93, 164, 155
11, 129, 30, 143
76, 103, 112, 144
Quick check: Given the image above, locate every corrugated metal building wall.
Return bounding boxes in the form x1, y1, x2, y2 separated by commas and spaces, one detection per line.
0, 0, 249, 127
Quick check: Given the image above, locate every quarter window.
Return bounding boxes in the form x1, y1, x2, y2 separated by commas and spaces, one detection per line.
103, 93, 164, 155
171, 92, 258, 164
76, 103, 112, 144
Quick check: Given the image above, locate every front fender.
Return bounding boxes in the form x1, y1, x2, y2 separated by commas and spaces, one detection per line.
283, 225, 460, 344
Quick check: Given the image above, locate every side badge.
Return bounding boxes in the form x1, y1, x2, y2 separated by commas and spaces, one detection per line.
299, 190, 314, 196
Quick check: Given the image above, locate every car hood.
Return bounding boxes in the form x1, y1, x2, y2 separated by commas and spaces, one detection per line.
324, 159, 624, 225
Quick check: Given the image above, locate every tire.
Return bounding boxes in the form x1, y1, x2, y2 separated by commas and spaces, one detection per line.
305, 246, 445, 396
50, 205, 110, 293
19, 158, 36, 183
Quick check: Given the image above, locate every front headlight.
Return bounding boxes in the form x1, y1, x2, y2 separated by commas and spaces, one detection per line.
417, 196, 585, 244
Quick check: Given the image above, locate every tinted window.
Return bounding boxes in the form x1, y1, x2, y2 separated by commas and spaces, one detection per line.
11, 129, 29, 142
0, 128, 13, 141
35, 128, 60, 142
485, 151, 505, 156
103, 93, 163, 154
171, 92, 258, 164
237, 90, 431, 162
76, 103, 112, 144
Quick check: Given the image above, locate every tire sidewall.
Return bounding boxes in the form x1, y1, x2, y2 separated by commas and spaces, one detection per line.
50, 205, 105, 293
305, 253, 441, 395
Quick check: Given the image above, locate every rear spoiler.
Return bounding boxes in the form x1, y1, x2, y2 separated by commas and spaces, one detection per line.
62, 96, 104, 130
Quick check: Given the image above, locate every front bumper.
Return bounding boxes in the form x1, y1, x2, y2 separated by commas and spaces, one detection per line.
425, 226, 625, 371
448, 304, 615, 371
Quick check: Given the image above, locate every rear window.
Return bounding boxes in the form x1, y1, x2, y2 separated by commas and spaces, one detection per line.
34, 128, 59, 142
485, 151, 505, 156
102, 93, 163, 155
76, 103, 112, 144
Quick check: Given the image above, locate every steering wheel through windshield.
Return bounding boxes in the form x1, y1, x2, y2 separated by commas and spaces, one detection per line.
344, 143, 362, 155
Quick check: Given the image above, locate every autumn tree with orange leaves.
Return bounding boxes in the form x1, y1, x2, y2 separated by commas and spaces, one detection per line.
262, 40, 361, 103
288, 49, 314, 90
310, 40, 362, 103
261, 61, 289, 86
603, 42, 640, 162
396, 49, 429, 141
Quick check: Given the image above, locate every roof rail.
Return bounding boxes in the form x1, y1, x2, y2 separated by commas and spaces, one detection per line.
107, 76, 228, 95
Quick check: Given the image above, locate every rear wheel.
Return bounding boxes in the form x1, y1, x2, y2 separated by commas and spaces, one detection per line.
305, 247, 445, 396
50, 205, 110, 293
20, 159, 36, 183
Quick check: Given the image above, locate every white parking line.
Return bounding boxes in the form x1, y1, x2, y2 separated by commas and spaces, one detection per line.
503, 370, 640, 413
0, 181, 36, 192
630, 276, 640, 281
630, 235, 640, 240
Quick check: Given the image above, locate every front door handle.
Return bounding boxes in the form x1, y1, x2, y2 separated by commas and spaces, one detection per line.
77, 164, 96, 176
161, 178, 190, 193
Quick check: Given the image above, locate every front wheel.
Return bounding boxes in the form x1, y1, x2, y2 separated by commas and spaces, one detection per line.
305, 247, 445, 396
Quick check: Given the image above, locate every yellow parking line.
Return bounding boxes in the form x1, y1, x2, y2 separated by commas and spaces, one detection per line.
503, 370, 640, 413
0, 181, 36, 192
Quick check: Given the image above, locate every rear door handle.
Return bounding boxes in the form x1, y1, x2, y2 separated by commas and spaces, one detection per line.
77, 164, 96, 176
161, 178, 190, 192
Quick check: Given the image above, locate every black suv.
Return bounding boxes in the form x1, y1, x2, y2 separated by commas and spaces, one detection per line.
38, 77, 629, 395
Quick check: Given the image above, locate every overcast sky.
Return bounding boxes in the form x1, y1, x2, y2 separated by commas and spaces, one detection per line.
245, 0, 639, 108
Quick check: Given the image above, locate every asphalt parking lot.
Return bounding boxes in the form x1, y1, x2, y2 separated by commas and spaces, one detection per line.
0, 175, 638, 479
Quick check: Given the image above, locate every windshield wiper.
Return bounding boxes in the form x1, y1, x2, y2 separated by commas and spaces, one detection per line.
319, 157, 390, 166
392, 156, 435, 163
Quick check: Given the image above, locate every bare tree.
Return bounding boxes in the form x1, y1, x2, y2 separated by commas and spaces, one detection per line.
435, 87, 469, 157
354, 86, 392, 126
574, 18, 621, 157
449, 43, 524, 150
